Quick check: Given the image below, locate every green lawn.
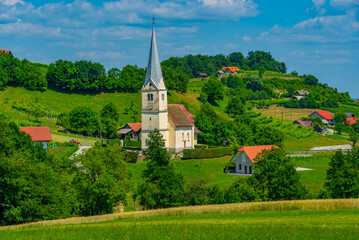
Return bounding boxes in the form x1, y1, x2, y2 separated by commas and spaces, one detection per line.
291, 153, 332, 197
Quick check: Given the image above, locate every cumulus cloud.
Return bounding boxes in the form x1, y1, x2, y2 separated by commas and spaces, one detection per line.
330, 0, 359, 8
0, 0, 24, 6
259, 11, 359, 43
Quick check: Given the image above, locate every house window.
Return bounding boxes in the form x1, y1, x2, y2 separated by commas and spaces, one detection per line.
149, 117, 152, 121
187, 133, 190, 141
149, 83, 152, 87
147, 94, 153, 101
249, 166, 252, 174
162, 93, 165, 101
239, 164, 242, 170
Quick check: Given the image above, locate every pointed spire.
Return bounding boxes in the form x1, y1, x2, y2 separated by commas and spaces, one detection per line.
142, 17, 165, 90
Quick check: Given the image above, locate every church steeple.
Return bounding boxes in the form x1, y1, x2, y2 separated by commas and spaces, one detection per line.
142, 17, 165, 90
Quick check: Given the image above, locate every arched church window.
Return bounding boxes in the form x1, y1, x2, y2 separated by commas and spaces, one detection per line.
147, 93, 153, 101
161, 94, 164, 101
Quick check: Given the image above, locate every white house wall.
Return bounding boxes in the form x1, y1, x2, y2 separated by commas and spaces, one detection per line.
233, 152, 254, 174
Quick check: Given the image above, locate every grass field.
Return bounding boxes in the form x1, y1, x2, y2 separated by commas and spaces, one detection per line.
2, 199, 359, 239
283, 134, 351, 151
257, 105, 321, 121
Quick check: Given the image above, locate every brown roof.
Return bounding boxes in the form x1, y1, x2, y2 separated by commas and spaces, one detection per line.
127, 123, 142, 132
293, 120, 312, 127
194, 126, 201, 134
19, 127, 52, 142
168, 104, 193, 127
235, 145, 278, 163
198, 73, 208, 77
177, 104, 195, 123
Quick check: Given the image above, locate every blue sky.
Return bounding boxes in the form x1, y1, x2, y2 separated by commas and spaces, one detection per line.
1, 0, 358, 97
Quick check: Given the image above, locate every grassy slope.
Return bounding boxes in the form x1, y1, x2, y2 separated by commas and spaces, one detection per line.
3, 199, 359, 240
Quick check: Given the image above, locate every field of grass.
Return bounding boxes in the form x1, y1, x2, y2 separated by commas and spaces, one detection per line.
291, 153, 332, 196
283, 134, 351, 151
257, 105, 320, 121
2, 199, 359, 239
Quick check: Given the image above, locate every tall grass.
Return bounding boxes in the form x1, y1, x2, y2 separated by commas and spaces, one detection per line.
3, 199, 359, 230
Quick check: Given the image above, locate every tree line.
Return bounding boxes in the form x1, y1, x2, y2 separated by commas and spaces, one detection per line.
0, 50, 287, 94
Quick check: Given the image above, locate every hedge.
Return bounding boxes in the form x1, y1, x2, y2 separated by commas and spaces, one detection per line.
183, 147, 234, 159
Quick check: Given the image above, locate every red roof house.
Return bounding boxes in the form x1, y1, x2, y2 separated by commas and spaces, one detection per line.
117, 123, 142, 140
309, 111, 333, 125
19, 127, 52, 150
230, 145, 278, 174
345, 118, 359, 126
222, 67, 240, 73
19, 126, 52, 142
355, 99, 359, 103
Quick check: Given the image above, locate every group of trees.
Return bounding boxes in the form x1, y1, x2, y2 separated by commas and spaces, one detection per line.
195, 103, 284, 147
0, 52, 47, 90
58, 102, 119, 138
0, 115, 132, 225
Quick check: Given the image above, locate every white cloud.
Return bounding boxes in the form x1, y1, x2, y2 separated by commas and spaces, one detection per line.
242, 36, 252, 42
260, 11, 359, 43
330, 0, 359, 8
0, 0, 24, 6
76, 51, 123, 61
0, 21, 62, 37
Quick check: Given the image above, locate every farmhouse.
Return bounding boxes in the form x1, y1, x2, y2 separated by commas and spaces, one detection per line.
293, 120, 312, 127
217, 70, 224, 76
230, 145, 278, 174
117, 123, 142, 140
19, 126, 52, 150
309, 111, 333, 125
141, 21, 199, 152
221, 66, 239, 73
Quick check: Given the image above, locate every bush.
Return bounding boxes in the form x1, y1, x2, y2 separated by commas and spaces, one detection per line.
182, 147, 233, 159
125, 151, 139, 163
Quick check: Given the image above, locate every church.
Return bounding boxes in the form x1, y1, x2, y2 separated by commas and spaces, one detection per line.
141, 21, 200, 151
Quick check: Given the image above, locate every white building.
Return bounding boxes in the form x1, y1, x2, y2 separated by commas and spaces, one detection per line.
141, 21, 199, 152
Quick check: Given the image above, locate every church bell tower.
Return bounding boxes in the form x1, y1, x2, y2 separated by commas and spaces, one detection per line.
141, 18, 168, 150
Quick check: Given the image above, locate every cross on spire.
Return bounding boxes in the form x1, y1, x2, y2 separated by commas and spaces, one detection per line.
152, 14, 155, 26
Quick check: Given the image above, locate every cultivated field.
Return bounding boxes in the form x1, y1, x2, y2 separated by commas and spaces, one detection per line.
2, 199, 359, 239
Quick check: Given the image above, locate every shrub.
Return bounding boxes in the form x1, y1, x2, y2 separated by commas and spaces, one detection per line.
183, 147, 233, 159
125, 151, 139, 163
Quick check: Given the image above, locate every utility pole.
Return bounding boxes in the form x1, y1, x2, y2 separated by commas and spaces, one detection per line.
48, 108, 51, 128
281, 107, 284, 124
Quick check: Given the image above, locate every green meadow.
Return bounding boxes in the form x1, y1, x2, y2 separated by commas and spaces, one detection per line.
2, 199, 359, 240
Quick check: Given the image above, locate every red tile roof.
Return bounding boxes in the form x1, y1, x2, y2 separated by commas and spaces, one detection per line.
222, 66, 240, 72
311, 111, 333, 120
19, 127, 52, 142
345, 118, 359, 126
0, 49, 11, 54
238, 145, 278, 163
127, 123, 142, 132
355, 99, 359, 103
177, 104, 195, 123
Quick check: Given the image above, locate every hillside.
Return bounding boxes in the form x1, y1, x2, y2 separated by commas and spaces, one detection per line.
2, 199, 359, 239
